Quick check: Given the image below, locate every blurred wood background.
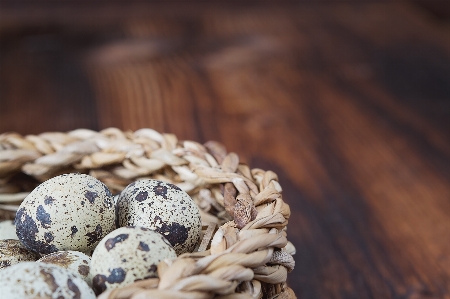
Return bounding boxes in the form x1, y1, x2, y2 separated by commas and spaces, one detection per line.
1, 1, 449, 298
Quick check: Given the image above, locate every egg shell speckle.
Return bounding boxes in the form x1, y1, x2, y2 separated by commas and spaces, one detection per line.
38, 250, 93, 286
117, 179, 201, 254
90, 226, 176, 294
0, 220, 18, 240
0, 261, 95, 299
0, 239, 40, 269
15, 173, 116, 255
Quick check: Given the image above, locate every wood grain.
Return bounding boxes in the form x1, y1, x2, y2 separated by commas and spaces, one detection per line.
1, 2, 449, 298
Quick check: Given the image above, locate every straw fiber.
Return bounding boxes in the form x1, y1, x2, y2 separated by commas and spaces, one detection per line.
0, 128, 295, 299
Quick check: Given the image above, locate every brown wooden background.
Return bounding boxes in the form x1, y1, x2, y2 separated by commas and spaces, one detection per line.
1, 2, 450, 298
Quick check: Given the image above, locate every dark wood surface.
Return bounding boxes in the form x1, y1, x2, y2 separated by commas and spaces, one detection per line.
1, 2, 450, 298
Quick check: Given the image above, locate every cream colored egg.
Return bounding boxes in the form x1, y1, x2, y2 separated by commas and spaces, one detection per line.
38, 250, 92, 286
117, 179, 201, 254
15, 173, 116, 255
0, 262, 95, 299
0, 220, 18, 240
0, 239, 39, 269
90, 226, 176, 294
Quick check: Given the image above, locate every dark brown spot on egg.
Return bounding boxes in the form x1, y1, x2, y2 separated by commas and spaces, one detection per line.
105, 234, 129, 251
135, 191, 148, 202
93, 267, 127, 294
93, 274, 107, 294
44, 196, 56, 205
167, 182, 182, 192
153, 185, 168, 198
44, 232, 54, 243
85, 191, 98, 204
67, 278, 81, 299
35, 241, 58, 255
108, 267, 126, 283
36, 205, 52, 228
15, 208, 58, 254
78, 264, 89, 276
40, 251, 75, 267
71, 226, 78, 237
153, 216, 189, 248
137, 241, 150, 251
40, 268, 59, 292
85, 224, 102, 247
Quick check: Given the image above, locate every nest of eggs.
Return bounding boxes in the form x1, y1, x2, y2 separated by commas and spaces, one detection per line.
0, 128, 296, 299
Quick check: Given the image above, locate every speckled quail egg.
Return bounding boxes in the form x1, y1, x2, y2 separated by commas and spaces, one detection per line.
0, 261, 95, 299
90, 226, 176, 294
0, 220, 18, 240
117, 179, 201, 254
38, 250, 92, 286
0, 239, 40, 269
15, 173, 116, 255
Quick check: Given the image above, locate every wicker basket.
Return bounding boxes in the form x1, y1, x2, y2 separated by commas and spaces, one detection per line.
0, 128, 296, 299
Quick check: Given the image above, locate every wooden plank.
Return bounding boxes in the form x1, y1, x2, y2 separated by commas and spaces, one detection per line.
87, 5, 450, 298
0, 30, 99, 134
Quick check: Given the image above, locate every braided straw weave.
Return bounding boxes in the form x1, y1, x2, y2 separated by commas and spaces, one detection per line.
0, 128, 296, 299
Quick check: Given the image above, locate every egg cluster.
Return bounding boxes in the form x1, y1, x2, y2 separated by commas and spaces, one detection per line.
0, 173, 202, 298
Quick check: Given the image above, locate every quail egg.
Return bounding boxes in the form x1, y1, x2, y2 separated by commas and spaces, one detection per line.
0, 239, 40, 269
90, 226, 176, 294
0, 261, 95, 299
0, 220, 18, 240
38, 250, 92, 286
15, 173, 116, 255
117, 179, 201, 254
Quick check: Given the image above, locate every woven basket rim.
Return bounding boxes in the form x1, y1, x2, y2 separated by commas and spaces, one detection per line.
0, 128, 296, 299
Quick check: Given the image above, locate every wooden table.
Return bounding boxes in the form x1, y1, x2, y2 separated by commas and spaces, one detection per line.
1, 2, 449, 298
